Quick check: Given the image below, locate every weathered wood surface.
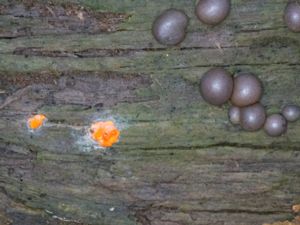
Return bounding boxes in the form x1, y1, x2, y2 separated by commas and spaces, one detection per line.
0, 0, 300, 224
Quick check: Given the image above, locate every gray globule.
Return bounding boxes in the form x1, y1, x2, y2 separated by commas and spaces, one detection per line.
200, 68, 233, 106
152, 9, 188, 46
282, 105, 300, 122
264, 114, 288, 137
196, 0, 231, 25
284, 1, 300, 32
231, 73, 263, 107
240, 103, 266, 132
228, 106, 240, 125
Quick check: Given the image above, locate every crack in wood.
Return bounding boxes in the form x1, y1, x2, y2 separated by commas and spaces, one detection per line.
134, 142, 300, 152
10, 46, 250, 58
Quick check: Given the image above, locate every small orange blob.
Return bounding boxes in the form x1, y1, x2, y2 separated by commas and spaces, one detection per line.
27, 114, 47, 130
293, 204, 300, 213
89, 121, 120, 147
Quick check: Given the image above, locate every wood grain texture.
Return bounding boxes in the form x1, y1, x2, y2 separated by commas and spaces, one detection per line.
0, 0, 300, 225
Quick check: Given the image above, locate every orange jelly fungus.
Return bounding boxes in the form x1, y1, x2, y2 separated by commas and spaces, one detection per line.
27, 114, 47, 130
293, 204, 300, 213
90, 121, 120, 147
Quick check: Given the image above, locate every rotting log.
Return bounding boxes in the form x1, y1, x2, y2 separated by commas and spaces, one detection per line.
0, 0, 300, 225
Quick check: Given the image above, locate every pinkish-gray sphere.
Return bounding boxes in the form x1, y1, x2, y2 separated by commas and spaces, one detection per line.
240, 103, 266, 131
231, 73, 263, 107
152, 9, 188, 46
264, 114, 287, 137
196, 0, 231, 25
200, 68, 233, 106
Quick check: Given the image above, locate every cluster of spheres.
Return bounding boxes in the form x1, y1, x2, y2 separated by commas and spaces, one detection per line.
151, 0, 300, 137
152, 0, 231, 45
152, 0, 300, 46
200, 68, 300, 137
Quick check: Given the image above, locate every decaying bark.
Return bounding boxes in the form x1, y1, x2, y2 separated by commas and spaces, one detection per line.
0, 0, 300, 225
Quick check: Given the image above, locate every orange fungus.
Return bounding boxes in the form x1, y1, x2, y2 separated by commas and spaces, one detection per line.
89, 121, 120, 147
293, 204, 300, 213
27, 114, 47, 130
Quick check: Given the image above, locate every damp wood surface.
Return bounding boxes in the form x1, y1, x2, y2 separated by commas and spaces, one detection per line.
0, 0, 300, 225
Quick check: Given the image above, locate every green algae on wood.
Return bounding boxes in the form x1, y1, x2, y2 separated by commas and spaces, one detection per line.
0, 0, 300, 225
